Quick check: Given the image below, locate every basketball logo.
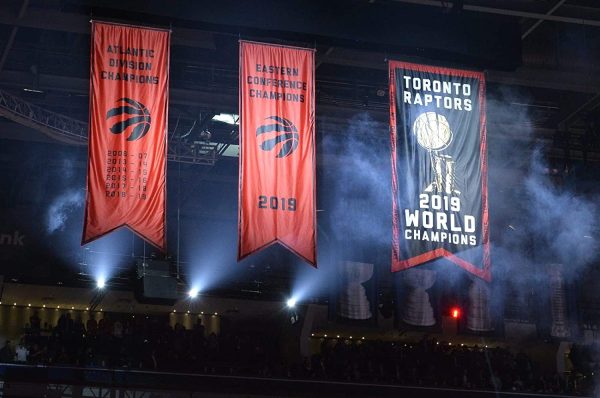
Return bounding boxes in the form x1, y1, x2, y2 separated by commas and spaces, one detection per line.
106, 98, 152, 141
256, 116, 299, 158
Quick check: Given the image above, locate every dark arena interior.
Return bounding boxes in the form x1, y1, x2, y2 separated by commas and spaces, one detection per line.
1, 0, 600, 397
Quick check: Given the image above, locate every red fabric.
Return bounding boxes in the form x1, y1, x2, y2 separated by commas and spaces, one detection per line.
238, 41, 316, 265
82, 21, 170, 251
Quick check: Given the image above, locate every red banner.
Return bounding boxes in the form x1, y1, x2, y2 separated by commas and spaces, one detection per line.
82, 21, 170, 251
238, 41, 316, 265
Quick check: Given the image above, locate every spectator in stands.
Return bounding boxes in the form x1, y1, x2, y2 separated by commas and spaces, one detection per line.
14, 339, 28, 362
6, 312, 586, 395
29, 310, 41, 334
28, 342, 45, 365
0, 340, 13, 363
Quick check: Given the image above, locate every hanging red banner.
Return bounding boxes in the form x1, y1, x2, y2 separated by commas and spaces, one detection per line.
238, 41, 316, 265
82, 21, 170, 251
389, 61, 490, 281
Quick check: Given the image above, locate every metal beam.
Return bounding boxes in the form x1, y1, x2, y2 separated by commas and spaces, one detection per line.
0, 68, 590, 133
316, 46, 335, 69
393, 0, 600, 27
0, 87, 87, 145
0, 70, 238, 111
0, 87, 230, 164
557, 93, 600, 129
486, 68, 600, 94
316, 49, 600, 94
521, 0, 567, 40
0, 0, 28, 73
0, 7, 215, 49
11, 58, 594, 98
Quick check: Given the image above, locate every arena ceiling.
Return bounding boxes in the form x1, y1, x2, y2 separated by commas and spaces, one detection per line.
1, 0, 600, 157
1, 0, 600, 298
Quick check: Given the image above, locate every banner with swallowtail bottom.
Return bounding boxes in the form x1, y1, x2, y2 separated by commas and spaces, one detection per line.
389, 61, 490, 281
238, 41, 316, 265
82, 21, 170, 251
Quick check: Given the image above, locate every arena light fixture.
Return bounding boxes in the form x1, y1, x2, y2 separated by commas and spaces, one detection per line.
286, 297, 297, 308
188, 287, 199, 299
212, 113, 239, 125
96, 277, 106, 289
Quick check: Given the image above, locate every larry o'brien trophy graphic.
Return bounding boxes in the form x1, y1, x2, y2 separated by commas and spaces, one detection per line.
413, 112, 459, 196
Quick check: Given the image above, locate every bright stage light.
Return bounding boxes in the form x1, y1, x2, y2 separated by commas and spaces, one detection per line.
96, 277, 106, 289
212, 113, 239, 125
286, 297, 297, 308
451, 307, 461, 319
188, 287, 199, 299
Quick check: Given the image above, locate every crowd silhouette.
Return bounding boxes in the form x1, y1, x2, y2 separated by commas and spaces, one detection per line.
0, 311, 595, 396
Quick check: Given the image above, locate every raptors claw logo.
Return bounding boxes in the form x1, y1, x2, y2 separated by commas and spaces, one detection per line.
106, 98, 151, 141
256, 116, 299, 158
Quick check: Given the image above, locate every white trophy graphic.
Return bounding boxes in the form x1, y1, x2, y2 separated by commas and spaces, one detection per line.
338, 261, 374, 320
413, 112, 460, 195
402, 268, 437, 326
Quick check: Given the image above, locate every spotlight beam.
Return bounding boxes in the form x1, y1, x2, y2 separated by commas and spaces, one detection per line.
286, 297, 297, 308
89, 289, 107, 312
97, 277, 106, 289
188, 287, 199, 299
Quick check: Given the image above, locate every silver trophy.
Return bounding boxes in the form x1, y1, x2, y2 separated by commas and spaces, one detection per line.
402, 268, 437, 326
338, 261, 374, 320
467, 277, 494, 332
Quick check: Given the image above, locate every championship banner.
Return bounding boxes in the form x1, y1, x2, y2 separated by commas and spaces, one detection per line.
389, 61, 490, 281
238, 41, 316, 265
82, 21, 170, 251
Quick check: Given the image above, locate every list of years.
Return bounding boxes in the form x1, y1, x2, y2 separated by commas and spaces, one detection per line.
105, 150, 148, 200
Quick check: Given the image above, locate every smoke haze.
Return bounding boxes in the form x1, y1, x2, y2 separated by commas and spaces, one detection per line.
46, 189, 84, 234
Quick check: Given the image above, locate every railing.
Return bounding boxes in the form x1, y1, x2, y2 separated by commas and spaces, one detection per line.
0, 363, 591, 398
